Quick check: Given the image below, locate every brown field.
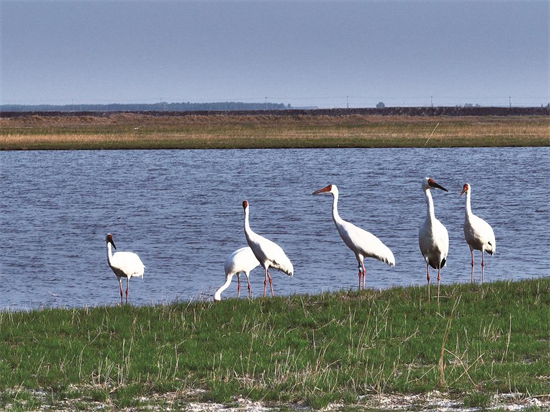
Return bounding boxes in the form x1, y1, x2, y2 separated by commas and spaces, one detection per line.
1, 112, 549, 150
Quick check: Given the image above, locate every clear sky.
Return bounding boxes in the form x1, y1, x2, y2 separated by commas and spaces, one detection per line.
1, 0, 548, 108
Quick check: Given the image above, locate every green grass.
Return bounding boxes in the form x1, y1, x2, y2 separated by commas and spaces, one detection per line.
1, 278, 549, 410
463, 392, 492, 408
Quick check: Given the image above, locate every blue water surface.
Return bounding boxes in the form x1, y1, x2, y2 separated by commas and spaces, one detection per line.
1, 147, 549, 310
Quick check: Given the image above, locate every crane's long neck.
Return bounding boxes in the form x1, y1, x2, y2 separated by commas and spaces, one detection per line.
331, 190, 344, 226
244, 207, 254, 242
106, 242, 114, 267
464, 189, 472, 218
424, 188, 436, 221
214, 274, 233, 301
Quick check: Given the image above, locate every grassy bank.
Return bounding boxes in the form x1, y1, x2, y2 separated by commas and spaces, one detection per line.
1, 278, 549, 410
1, 113, 549, 150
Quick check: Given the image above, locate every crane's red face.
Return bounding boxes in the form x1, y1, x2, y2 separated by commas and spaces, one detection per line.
460, 184, 470, 196
312, 184, 333, 195
427, 178, 448, 192
242, 200, 248, 210
106, 234, 117, 249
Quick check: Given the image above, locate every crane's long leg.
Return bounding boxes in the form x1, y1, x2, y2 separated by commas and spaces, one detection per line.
362, 262, 367, 290
246, 274, 252, 299
118, 278, 123, 304
470, 250, 475, 283
126, 277, 130, 303
263, 268, 268, 297
481, 250, 485, 284
426, 264, 431, 302
268, 270, 274, 297
437, 265, 441, 305
237, 273, 241, 298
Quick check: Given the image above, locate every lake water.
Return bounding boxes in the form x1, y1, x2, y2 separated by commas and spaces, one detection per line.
1, 148, 549, 310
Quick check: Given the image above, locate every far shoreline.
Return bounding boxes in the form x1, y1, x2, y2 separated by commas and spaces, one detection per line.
1, 108, 549, 150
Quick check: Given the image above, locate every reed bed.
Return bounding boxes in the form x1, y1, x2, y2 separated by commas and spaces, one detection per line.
1, 114, 548, 149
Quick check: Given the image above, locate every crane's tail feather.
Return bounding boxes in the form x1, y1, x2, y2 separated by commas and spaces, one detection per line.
487, 240, 496, 255
375, 246, 395, 267
366, 236, 396, 268
271, 260, 294, 277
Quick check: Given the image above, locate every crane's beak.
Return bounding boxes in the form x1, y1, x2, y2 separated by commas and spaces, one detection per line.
429, 180, 448, 192
106, 234, 117, 249
313, 185, 332, 195
460, 184, 468, 196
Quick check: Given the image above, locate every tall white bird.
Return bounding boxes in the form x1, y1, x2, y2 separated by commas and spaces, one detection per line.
461, 183, 496, 284
418, 178, 449, 302
105, 233, 145, 304
242, 200, 293, 297
312, 184, 395, 290
214, 247, 260, 301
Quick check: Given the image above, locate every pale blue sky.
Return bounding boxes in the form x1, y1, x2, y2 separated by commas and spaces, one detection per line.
1, 0, 548, 108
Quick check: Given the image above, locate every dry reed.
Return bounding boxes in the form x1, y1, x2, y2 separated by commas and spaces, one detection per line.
1, 114, 548, 150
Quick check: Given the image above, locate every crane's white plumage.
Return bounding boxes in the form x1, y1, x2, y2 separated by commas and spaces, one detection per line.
214, 246, 260, 301
106, 233, 145, 304
313, 184, 395, 290
242, 200, 293, 297
418, 177, 448, 302
461, 183, 496, 284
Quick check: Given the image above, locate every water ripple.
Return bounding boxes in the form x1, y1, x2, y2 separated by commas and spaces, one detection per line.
0, 147, 549, 310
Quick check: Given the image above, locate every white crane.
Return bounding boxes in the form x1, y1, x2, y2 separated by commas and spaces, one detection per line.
312, 184, 395, 290
105, 233, 145, 304
461, 183, 496, 284
242, 200, 293, 297
418, 178, 449, 303
214, 247, 260, 301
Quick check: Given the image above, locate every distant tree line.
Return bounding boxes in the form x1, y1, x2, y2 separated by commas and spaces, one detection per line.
0, 101, 292, 112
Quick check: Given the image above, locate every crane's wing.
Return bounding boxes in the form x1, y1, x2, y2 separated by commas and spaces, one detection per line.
247, 233, 293, 277
464, 214, 496, 254
338, 220, 395, 266
224, 247, 260, 275
419, 218, 449, 268
111, 251, 145, 278
267, 241, 294, 277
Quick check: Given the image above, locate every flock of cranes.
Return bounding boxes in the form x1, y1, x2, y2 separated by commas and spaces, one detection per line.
105, 177, 496, 304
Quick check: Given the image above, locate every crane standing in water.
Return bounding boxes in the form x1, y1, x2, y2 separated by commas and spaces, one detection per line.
461, 183, 496, 284
418, 178, 449, 303
105, 233, 145, 304
242, 200, 293, 297
312, 184, 395, 290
